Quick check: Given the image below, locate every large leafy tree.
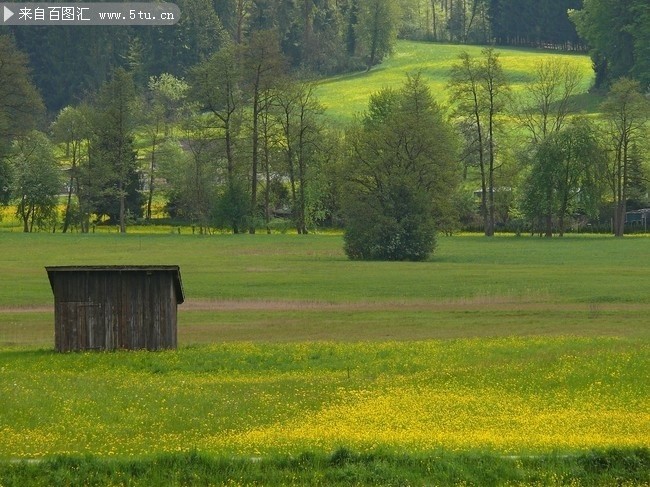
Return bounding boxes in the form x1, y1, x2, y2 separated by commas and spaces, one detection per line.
9, 131, 62, 233
343, 73, 458, 261
518, 58, 583, 145
176, 117, 220, 232
144, 73, 189, 221
242, 30, 287, 233
51, 105, 92, 232
189, 45, 245, 232
521, 118, 606, 237
275, 78, 325, 234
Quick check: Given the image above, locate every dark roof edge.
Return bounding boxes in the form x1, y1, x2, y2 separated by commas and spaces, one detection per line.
45, 265, 181, 271
45, 266, 185, 304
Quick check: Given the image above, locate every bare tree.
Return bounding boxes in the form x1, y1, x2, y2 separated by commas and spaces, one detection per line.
243, 30, 286, 234
448, 48, 509, 236
519, 58, 582, 145
601, 78, 650, 237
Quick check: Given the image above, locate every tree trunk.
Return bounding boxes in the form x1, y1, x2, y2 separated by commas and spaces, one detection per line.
297, 133, 307, 235
146, 132, 157, 221
62, 177, 74, 233
487, 124, 495, 237
249, 87, 260, 234
431, 0, 437, 40
22, 205, 30, 233
236, 0, 245, 44
119, 180, 126, 233
262, 107, 272, 234
62, 142, 79, 233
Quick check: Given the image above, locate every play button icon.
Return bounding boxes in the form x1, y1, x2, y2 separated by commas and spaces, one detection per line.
3, 5, 14, 22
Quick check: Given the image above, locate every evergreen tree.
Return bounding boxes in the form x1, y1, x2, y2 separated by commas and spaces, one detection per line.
570, 0, 649, 88
89, 69, 142, 233
0, 35, 45, 206
0, 35, 44, 156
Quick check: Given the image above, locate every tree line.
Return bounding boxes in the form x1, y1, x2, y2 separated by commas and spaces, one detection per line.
2, 31, 648, 253
1, 0, 649, 260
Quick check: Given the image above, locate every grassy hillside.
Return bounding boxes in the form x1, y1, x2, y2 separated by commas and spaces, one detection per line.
316, 40, 595, 123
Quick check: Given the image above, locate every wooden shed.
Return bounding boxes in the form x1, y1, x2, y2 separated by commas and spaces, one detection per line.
46, 265, 184, 352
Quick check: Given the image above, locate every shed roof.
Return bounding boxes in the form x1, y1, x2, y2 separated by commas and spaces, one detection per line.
46, 265, 185, 304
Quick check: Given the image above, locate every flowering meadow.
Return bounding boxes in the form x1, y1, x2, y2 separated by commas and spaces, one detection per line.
1, 233, 649, 483
1, 337, 647, 459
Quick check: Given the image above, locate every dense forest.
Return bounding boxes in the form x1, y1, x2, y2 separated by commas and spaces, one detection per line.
1, 0, 649, 257
7, 0, 595, 112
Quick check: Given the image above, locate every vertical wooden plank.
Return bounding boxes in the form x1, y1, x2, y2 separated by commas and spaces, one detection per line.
49, 267, 181, 352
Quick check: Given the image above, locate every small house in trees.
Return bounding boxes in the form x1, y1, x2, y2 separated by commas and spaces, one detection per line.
46, 266, 184, 352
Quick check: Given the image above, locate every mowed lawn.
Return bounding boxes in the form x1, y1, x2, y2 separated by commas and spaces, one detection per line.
0, 233, 648, 459
1, 232, 648, 345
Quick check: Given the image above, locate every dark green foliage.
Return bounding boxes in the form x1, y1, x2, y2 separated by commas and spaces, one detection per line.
1, 449, 648, 486
0, 158, 11, 205
570, 0, 650, 88
87, 158, 143, 224
8, 131, 62, 232
213, 181, 251, 234
355, 0, 400, 69
9, 26, 131, 113
488, 0, 582, 48
87, 69, 142, 231
343, 180, 438, 260
7, 0, 401, 112
578, 448, 650, 483
8, 0, 225, 112
343, 74, 457, 261
0, 36, 44, 156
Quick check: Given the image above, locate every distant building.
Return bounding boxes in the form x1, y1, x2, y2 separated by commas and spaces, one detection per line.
46, 266, 184, 352
625, 209, 650, 230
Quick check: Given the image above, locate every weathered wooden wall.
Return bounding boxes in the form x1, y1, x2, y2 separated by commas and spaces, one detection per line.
47, 267, 183, 352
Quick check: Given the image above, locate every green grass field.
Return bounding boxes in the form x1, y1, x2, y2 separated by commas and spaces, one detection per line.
1, 233, 648, 484
316, 40, 595, 123
1, 232, 650, 346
